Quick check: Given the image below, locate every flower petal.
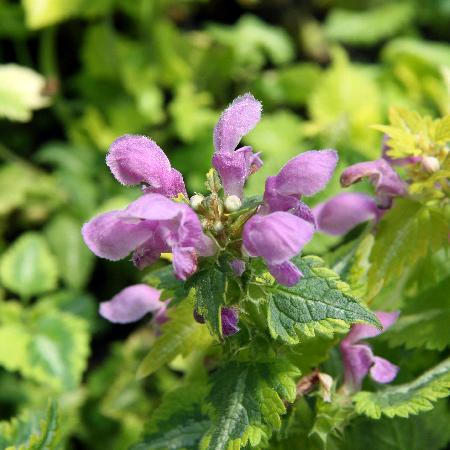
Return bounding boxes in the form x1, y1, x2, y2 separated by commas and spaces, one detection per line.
313, 192, 380, 236
370, 356, 399, 384
272, 150, 338, 197
214, 93, 262, 153
99, 284, 163, 323
267, 260, 302, 286
172, 246, 197, 280
243, 211, 315, 265
230, 259, 246, 277
343, 311, 400, 345
106, 135, 186, 197
213, 146, 262, 198
340, 159, 407, 207
341, 343, 374, 392
82, 211, 153, 261
221, 307, 240, 336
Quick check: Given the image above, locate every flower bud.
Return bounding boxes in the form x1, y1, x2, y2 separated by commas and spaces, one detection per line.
213, 221, 224, 233
421, 156, 440, 174
225, 195, 242, 212
190, 194, 204, 210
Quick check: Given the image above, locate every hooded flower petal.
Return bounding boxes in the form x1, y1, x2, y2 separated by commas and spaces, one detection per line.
269, 150, 338, 198
344, 311, 400, 345
213, 93, 262, 154
82, 211, 155, 261
370, 356, 399, 384
83, 193, 211, 279
243, 212, 314, 265
99, 284, 164, 323
106, 135, 187, 197
340, 159, 407, 208
212, 146, 262, 198
221, 307, 240, 336
313, 192, 380, 236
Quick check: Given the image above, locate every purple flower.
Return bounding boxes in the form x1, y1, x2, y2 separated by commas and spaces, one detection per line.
212, 93, 263, 198
243, 212, 315, 286
262, 150, 338, 223
99, 284, 168, 324
221, 307, 240, 336
82, 193, 214, 280
106, 135, 187, 198
340, 159, 407, 208
193, 307, 240, 337
230, 259, 246, 277
340, 311, 400, 392
313, 192, 382, 236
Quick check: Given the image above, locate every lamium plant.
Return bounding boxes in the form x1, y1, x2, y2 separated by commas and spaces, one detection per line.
81, 94, 450, 450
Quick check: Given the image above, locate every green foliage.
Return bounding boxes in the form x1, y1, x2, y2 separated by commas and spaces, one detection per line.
0, 401, 60, 449
202, 361, 299, 450
0, 301, 89, 390
0, 232, 58, 298
343, 400, 450, 450
354, 357, 450, 419
366, 199, 448, 299
132, 384, 210, 450
383, 276, 450, 351
45, 214, 94, 290
0, 64, 50, 121
267, 256, 379, 344
137, 299, 213, 379
190, 267, 226, 338
325, 3, 414, 47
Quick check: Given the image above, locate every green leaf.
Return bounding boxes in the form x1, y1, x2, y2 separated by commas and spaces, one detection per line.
190, 268, 226, 338
137, 299, 213, 379
0, 401, 60, 449
354, 357, 450, 419
0, 232, 58, 298
383, 276, 450, 351
343, 400, 450, 450
45, 214, 94, 290
0, 64, 50, 121
0, 301, 89, 390
203, 361, 299, 450
366, 200, 448, 299
325, 3, 414, 47
131, 384, 210, 450
267, 256, 380, 344
22, 0, 83, 29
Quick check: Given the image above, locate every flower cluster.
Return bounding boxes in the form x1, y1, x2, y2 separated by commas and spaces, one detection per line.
82, 93, 337, 332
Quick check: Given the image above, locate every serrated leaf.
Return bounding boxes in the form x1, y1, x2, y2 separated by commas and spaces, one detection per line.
0, 401, 59, 449
434, 114, 450, 143
137, 299, 213, 379
190, 268, 226, 338
45, 214, 94, 290
144, 264, 186, 304
204, 361, 300, 450
366, 200, 447, 300
382, 276, 450, 351
343, 400, 450, 450
325, 3, 414, 47
0, 64, 50, 121
0, 301, 89, 390
354, 357, 450, 419
267, 256, 379, 344
0, 232, 58, 298
131, 384, 210, 450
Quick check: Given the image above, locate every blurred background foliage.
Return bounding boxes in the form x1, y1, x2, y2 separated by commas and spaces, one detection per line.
0, 0, 449, 448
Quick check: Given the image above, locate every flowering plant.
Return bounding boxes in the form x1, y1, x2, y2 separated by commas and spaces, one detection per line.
79, 95, 450, 449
